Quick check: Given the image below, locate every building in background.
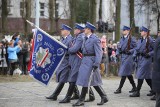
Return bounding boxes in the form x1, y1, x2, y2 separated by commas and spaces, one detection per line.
0, 0, 70, 34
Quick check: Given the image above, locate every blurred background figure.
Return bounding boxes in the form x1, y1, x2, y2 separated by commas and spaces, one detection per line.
100, 35, 107, 76
0, 41, 8, 75
7, 40, 22, 75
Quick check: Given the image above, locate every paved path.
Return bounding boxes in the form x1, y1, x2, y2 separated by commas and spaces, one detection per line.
0, 78, 155, 107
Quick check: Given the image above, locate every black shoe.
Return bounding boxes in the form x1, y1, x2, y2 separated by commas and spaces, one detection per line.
129, 87, 137, 93
46, 83, 64, 101
147, 91, 155, 96
97, 96, 108, 105
114, 88, 121, 94
72, 87, 88, 106
46, 94, 57, 100
71, 85, 80, 100
60, 82, 75, 103
70, 94, 79, 100
129, 91, 140, 97
59, 96, 71, 103
150, 95, 156, 101
72, 100, 84, 106
93, 86, 108, 105
84, 87, 95, 102
84, 97, 95, 102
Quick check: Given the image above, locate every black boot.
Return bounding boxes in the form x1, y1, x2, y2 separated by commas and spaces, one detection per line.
114, 88, 121, 94
130, 79, 143, 97
129, 87, 137, 93
85, 87, 95, 102
147, 90, 155, 96
70, 85, 79, 100
94, 86, 108, 105
128, 75, 137, 93
114, 76, 126, 94
150, 95, 156, 101
129, 91, 140, 97
46, 83, 64, 100
59, 82, 75, 103
72, 87, 88, 106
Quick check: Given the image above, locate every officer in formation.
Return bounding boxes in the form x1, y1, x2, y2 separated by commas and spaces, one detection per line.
59, 23, 84, 103
114, 26, 137, 94
130, 26, 155, 97
73, 22, 108, 106
46, 24, 74, 100
152, 30, 160, 107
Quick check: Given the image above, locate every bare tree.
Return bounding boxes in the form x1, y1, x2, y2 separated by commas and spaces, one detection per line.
115, 0, 121, 42
129, 0, 136, 36
69, 0, 77, 29
89, 0, 96, 25
25, 0, 31, 36
49, 0, 55, 33
1, 0, 8, 34
135, 0, 160, 32
20, 0, 31, 36
99, 0, 102, 19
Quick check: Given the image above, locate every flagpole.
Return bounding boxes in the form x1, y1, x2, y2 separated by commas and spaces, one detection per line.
26, 20, 67, 49
35, 0, 39, 27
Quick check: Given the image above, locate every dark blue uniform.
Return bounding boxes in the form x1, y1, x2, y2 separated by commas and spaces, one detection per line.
152, 36, 160, 107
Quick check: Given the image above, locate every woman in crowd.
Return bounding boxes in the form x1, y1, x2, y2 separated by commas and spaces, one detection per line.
7, 40, 21, 75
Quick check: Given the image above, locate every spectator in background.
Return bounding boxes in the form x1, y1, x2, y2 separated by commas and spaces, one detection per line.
7, 40, 21, 75
12, 32, 20, 46
100, 35, 107, 76
110, 51, 117, 63
0, 41, 8, 75
22, 41, 30, 75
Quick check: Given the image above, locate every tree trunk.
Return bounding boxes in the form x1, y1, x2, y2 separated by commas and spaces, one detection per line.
89, 0, 96, 25
69, 0, 77, 29
1, 0, 8, 34
115, 0, 121, 42
49, 0, 55, 33
156, 0, 160, 31
129, 0, 135, 36
99, 0, 102, 19
24, 0, 31, 37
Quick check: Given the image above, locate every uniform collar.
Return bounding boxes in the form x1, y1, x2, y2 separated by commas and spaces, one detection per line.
124, 35, 128, 38
87, 33, 92, 38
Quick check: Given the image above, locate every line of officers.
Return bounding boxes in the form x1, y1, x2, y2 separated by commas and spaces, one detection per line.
45, 22, 160, 106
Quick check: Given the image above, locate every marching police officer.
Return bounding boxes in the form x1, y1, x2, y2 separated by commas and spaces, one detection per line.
59, 23, 84, 103
152, 30, 160, 107
130, 26, 154, 97
73, 22, 108, 106
114, 26, 137, 94
46, 24, 73, 100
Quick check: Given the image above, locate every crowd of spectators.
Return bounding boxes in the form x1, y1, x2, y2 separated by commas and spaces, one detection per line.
0, 33, 32, 75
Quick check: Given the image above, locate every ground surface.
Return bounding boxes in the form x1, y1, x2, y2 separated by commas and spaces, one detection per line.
0, 75, 155, 107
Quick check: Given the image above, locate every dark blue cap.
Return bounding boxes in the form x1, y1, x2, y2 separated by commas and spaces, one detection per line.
85, 22, 96, 30
60, 24, 72, 31
122, 26, 131, 31
74, 23, 84, 30
140, 26, 149, 32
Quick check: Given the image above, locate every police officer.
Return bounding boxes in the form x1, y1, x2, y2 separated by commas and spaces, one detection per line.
130, 26, 154, 97
73, 22, 108, 106
59, 23, 84, 103
46, 24, 73, 100
114, 26, 137, 94
152, 30, 160, 104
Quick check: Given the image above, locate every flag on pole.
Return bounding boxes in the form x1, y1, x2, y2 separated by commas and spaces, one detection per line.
29, 27, 67, 86
28, 29, 36, 72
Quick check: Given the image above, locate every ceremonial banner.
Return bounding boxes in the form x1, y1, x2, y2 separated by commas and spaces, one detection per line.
29, 28, 67, 86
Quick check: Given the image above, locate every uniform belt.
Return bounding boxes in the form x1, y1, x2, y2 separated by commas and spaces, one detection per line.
70, 53, 76, 55
83, 54, 95, 56
65, 54, 69, 56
